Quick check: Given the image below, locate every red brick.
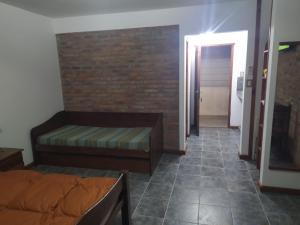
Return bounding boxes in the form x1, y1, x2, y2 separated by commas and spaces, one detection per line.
57, 25, 179, 150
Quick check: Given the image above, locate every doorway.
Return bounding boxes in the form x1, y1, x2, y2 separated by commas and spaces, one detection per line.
185, 31, 248, 140
196, 45, 233, 128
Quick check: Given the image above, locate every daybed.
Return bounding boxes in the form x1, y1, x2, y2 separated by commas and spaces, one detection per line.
31, 111, 163, 174
0, 170, 131, 225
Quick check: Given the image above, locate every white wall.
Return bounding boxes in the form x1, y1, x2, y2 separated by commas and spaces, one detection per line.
52, 1, 257, 151
0, 3, 64, 165
260, 0, 300, 189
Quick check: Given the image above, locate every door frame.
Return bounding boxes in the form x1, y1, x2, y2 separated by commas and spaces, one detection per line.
194, 47, 201, 136
227, 44, 235, 128
194, 43, 235, 130
185, 41, 190, 138
248, 0, 262, 159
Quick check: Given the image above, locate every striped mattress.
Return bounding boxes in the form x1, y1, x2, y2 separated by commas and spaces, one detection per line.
37, 125, 152, 152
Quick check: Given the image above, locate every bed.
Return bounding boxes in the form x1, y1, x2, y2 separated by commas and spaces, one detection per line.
0, 170, 131, 225
37, 126, 152, 151
31, 111, 163, 174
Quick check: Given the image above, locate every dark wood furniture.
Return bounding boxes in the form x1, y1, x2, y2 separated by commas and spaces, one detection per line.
31, 111, 163, 175
268, 103, 293, 170
256, 43, 269, 169
77, 172, 131, 225
271, 103, 291, 151
0, 148, 24, 171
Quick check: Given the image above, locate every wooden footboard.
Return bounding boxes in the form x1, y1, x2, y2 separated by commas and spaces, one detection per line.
77, 171, 131, 225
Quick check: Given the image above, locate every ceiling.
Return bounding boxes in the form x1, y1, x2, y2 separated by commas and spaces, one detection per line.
0, 0, 242, 18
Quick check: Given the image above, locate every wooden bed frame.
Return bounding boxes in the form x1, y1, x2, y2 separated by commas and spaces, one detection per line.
77, 171, 131, 225
31, 111, 163, 175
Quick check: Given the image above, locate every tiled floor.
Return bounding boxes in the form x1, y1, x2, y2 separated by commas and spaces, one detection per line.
199, 116, 228, 128
36, 128, 300, 225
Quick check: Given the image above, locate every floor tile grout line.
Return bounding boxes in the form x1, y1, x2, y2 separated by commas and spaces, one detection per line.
135, 128, 256, 224
252, 172, 272, 225
184, 136, 202, 224
224, 126, 271, 225
131, 214, 166, 222
131, 170, 155, 217
198, 131, 203, 225
198, 134, 202, 225
218, 128, 235, 225
161, 163, 180, 225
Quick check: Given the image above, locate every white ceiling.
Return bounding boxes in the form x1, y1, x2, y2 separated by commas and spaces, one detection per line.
0, 0, 242, 18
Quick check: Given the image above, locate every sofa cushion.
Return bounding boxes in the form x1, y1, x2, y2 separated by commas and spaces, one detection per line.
38, 125, 151, 151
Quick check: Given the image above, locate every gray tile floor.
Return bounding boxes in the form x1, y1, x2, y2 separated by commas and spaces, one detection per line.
36, 128, 300, 225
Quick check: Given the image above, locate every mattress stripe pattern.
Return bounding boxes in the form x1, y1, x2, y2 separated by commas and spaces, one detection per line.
37, 125, 152, 152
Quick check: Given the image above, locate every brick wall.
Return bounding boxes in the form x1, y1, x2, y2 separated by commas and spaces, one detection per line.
276, 44, 300, 165
56, 25, 179, 151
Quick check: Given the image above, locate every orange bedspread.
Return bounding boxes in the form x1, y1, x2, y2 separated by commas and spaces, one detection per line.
0, 170, 117, 225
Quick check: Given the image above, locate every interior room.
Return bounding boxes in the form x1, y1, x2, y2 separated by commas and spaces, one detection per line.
198, 45, 232, 128
186, 31, 247, 135
1, 0, 300, 224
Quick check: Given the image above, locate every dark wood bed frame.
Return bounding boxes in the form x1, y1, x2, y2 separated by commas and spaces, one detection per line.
31, 111, 163, 175
77, 171, 131, 225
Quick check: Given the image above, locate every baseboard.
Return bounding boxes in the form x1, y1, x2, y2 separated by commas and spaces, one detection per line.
238, 153, 251, 160
163, 149, 186, 155
269, 164, 300, 172
259, 182, 300, 195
